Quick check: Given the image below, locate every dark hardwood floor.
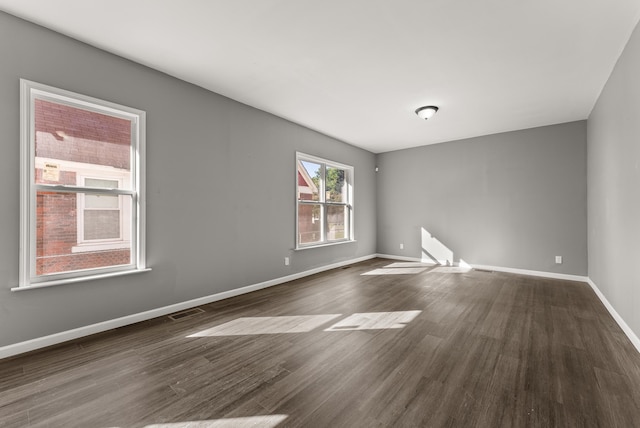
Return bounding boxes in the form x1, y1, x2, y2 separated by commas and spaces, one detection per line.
2, 258, 640, 427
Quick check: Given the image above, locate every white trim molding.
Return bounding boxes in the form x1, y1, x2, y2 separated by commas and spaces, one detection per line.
587, 278, 640, 354
0, 254, 376, 360
375, 254, 588, 282
470, 263, 588, 282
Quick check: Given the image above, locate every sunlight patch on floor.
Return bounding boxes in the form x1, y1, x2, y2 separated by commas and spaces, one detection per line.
187, 315, 341, 337
324, 310, 422, 331
187, 311, 423, 337
361, 267, 427, 275
384, 262, 434, 268
143, 414, 288, 427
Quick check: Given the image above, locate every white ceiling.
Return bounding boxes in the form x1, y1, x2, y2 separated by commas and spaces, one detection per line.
1, 1, 639, 153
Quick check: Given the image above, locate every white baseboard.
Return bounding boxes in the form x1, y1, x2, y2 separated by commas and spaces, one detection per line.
0, 254, 377, 360
470, 264, 588, 282
587, 278, 640, 354
376, 254, 588, 282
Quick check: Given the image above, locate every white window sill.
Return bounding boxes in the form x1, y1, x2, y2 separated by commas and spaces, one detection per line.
11, 268, 151, 291
295, 239, 356, 251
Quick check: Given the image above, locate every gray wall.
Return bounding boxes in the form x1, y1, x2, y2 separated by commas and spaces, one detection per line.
0, 12, 376, 347
376, 121, 587, 275
588, 19, 640, 340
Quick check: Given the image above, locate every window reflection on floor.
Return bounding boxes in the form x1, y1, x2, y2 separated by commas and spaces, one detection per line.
187, 311, 422, 337
324, 311, 422, 331
187, 314, 341, 337
143, 414, 288, 428
362, 261, 473, 275
384, 262, 434, 268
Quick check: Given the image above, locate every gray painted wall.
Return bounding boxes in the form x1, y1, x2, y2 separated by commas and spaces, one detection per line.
376, 122, 587, 275
588, 19, 640, 340
0, 12, 376, 347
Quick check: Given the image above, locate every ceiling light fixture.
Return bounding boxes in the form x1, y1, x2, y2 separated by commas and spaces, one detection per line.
415, 105, 439, 120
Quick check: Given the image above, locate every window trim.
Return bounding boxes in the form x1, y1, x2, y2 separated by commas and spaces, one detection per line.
18, 79, 147, 289
295, 152, 354, 249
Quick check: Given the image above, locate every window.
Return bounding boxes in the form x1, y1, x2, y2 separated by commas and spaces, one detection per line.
296, 152, 354, 248
18, 80, 147, 288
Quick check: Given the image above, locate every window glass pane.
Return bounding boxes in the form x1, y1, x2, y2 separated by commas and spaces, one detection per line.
85, 178, 119, 189
84, 179, 120, 209
326, 167, 346, 203
298, 203, 322, 245
85, 194, 119, 209
84, 210, 120, 240
34, 98, 132, 189
297, 160, 321, 201
327, 205, 348, 241
36, 191, 131, 275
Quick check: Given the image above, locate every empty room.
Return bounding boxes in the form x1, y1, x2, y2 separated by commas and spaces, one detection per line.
1, 1, 640, 427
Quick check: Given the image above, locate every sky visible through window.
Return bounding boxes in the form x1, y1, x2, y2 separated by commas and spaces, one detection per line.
301, 160, 319, 178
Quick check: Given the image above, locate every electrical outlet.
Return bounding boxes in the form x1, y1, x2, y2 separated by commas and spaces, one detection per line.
400, 243, 404, 250
555, 256, 562, 264
284, 257, 290, 266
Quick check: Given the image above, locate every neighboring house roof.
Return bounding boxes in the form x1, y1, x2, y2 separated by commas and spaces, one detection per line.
297, 162, 318, 198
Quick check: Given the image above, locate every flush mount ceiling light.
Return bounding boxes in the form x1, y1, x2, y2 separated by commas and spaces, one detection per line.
415, 105, 439, 120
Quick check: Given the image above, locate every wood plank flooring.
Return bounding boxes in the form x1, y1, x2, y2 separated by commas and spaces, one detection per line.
2, 258, 640, 427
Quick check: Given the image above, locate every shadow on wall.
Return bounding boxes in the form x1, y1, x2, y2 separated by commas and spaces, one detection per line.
421, 227, 470, 268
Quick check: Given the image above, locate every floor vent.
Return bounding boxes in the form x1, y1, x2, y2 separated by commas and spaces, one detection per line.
168, 307, 205, 321
474, 268, 494, 273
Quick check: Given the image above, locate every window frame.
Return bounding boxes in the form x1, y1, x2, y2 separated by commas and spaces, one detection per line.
295, 152, 354, 249
17, 79, 148, 289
